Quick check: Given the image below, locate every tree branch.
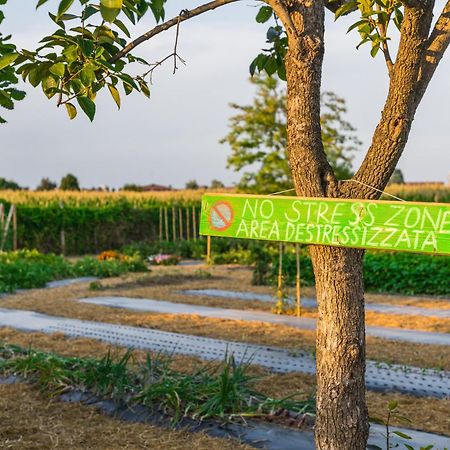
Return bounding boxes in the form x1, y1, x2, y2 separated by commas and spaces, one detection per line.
415, 1, 450, 105
342, 1, 435, 199
375, 4, 394, 77
109, 0, 240, 63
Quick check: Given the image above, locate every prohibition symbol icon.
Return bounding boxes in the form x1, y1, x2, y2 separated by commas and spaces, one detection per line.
209, 201, 234, 231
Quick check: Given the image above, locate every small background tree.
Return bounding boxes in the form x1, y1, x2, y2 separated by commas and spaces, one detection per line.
36, 177, 57, 191
185, 180, 200, 190
222, 76, 360, 193
0, 177, 22, 190
210, 179, 225, 189
388, 168, 405, 185
59, 174, 80, 191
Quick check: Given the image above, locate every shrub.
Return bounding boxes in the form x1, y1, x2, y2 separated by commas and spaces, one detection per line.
0, 250, 147, 293
269, 248, 450, 296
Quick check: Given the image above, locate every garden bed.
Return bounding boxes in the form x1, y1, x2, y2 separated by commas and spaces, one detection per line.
0, 329, 448, 437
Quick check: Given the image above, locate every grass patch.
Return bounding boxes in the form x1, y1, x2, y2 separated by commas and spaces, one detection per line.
0, 344, 314, 425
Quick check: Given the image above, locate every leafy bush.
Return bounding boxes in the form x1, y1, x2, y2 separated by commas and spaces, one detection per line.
0, 250, 147, 293
269, 248, 450, 296
0, 250, 72, 292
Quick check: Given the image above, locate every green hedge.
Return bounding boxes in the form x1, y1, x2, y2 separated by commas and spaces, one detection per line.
270, 249, 450, 297
14, 203, 161, 254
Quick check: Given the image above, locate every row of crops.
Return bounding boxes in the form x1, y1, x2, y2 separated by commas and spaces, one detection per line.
0, 184, 448, 255
0, 190, 207, 254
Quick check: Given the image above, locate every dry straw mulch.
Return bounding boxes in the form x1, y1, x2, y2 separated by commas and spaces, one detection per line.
0, 383, 250, 450
1, 278, 449, 371
0, 329, 448, 438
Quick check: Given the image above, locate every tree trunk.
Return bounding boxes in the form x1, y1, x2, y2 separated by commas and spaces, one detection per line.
310, 245, 368, 449
281, 2, 369, 448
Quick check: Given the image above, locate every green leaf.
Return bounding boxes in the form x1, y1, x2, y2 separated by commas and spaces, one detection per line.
277, 63, 286, 81
36, 0, 50, 8
0, 52, 19, 70
49, 62, 65, 78
107, 83, 120, 109
65, 102, 77, 120
391, 413, 412, 424
387, 400, 398, 411
9, 89, 26, 101
347, 19, 368, 34
80, 67, 95, 86
100, 5, 121, 22
101, 0, 123, 8
57, 0, 75, 21
370, 42, 380, 58
138, 79, 150, 98
100, 0, 123, 22
114, 18, 130, 37
77, 96, 96, 121
28, 66, 45, 87
392, 430, 412, 439
369, 416, 385, 426
62, 44, 78, 63
82, 5, 99, 21
42, 76, 58, 98
255, 6, 272, 23
335, 1, 358, 19
264, 57, 277, 76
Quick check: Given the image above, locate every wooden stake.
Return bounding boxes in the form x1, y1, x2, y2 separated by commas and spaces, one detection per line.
186, 207, 191, 241
159, 207, 163, 241
206, 235, 211, 264
0, 205, 14, 251
276, 242, 284, 314
179, 207, 183, 240
296, 244, 301, 317
172, 207, 176, 241
12, 205, 17, 251
192, 206, 197, 241
164, 207, 169, 241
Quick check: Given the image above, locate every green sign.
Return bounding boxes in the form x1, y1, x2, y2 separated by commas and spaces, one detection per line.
200, 193, 450, 255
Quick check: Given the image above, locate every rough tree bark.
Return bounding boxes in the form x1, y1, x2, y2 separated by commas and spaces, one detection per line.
281, 1, 369, 448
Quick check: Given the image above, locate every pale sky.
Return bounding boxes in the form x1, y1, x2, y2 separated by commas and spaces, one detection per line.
1, 1, 449, 189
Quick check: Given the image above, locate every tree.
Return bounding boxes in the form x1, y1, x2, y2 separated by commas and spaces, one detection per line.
3, 1, 449, 448
388, 168, 405, 185
36, 177, 57, 191
222, 75, 359, 193
59, 173, 80, 191
0, 5, 25, 124
210, 179, 225, 189
0, 177, 22, 190
185, 179, 200, 189
121, 183, 144, 191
